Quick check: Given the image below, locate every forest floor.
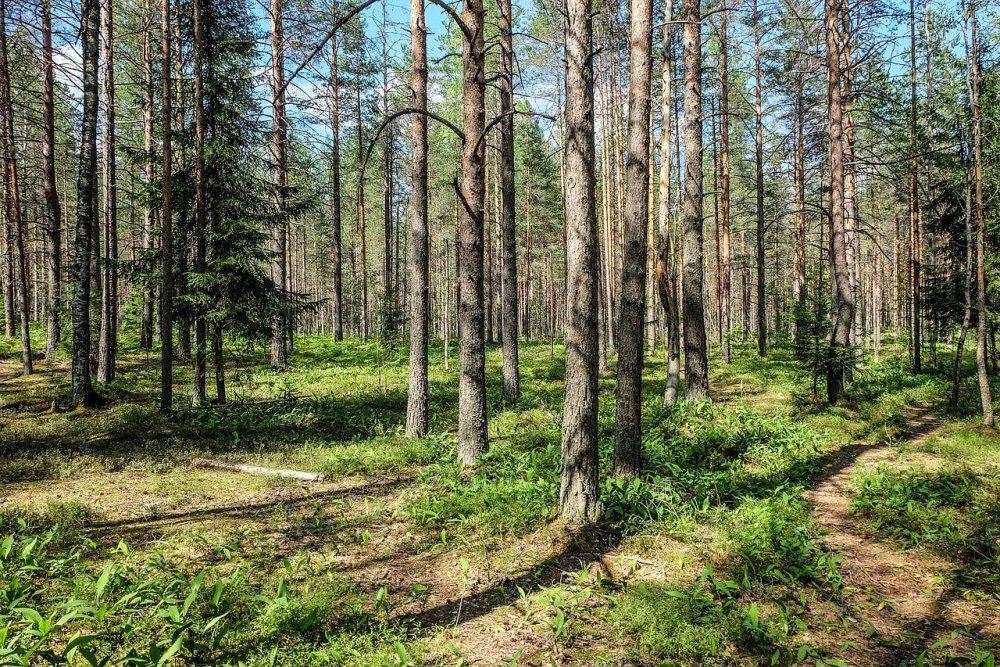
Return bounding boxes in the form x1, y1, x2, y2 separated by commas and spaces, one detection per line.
0, 334, 999, 666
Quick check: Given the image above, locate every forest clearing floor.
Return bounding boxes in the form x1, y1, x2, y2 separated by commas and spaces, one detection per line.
1, 335, 999, 665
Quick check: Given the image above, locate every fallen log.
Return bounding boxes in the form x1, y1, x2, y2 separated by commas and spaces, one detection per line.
192, 458, 323, 482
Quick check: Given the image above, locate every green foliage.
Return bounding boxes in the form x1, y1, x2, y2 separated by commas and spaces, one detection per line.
850, 464, 1000, 586
0, 521, 417, 666
601, 402, 824, 531
793, 283, 833, 398
407, 430, 561, 536
722, 492, 842, 590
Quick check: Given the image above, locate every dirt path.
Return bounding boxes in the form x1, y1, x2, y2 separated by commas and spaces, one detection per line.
804, 406, 996, 665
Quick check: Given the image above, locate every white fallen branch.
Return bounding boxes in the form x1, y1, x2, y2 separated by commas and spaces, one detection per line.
192, 458, 323, 482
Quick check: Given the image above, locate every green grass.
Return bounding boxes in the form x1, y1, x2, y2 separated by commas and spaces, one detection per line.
1, 329, 997, 665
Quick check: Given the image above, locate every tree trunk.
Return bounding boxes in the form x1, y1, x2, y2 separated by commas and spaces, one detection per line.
718, 0, 731, 362
613, 0, 653, 477
357, 85, 369, 338
42, 0, 61, 359
270, 0, 288, 369
405, 0, 429, 438
753, 0, 766, 357
682, 0, 708, 401
908, 0, 921, 372
160, 0, 175, 411
192, 0, 208, 405
825, 0, 854, 405
97, 0, 118, 383
968, 1, 993, 425
658, 0, 680, 406
499, 0, 520, 401
71, 0, 100, 405
141, 0, 155, 351
329, 0, 343, 341
0, 0, 30, 374
456, 0, 489, 465
560, 0, 601, 524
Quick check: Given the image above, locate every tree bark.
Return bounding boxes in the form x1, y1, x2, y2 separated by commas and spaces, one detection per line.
718, 0, 731, 363
968, 1, 992, 425
405, 0, 429, 438
0, 0, 30, 374
752, 0, 766, 357
456, 0, 489, 465
97, 0, 118, 384
908, 0, 921, 372
160, 0, 175, 411
270, 0, 288, 369
825, 0, 854, 405
682, 0, 708, 401
192, 0, 208, 404
613, 0, 653, 477
560, 0, 601, 524
42, 0, 62, 359
140, 0, 155, 351
71, 0, 100, 405
658, 0, 680, 406
499, 0, 520, 401
329, 0, 343, 342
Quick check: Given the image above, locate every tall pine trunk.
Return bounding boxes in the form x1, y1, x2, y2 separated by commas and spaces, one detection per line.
71, 0, 100, 405
682, 0, 708, 400
968, 1, 992, 425
160, 0, 175, 411
42, 0, 62, 359
499, 0, 520, 401
270, 0, 288, 369
98, 0, 118, 383
456, 0, 489, 465
192, 0, 208, 404
613, 0, 653, 477
719, 0, 731, 362
330, 0, 344, 341
825, 0, 854, 405
753, 0, 766, 357
560, 0, 601, 524
0, 0, 30, 374
405, 0, 429, 438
